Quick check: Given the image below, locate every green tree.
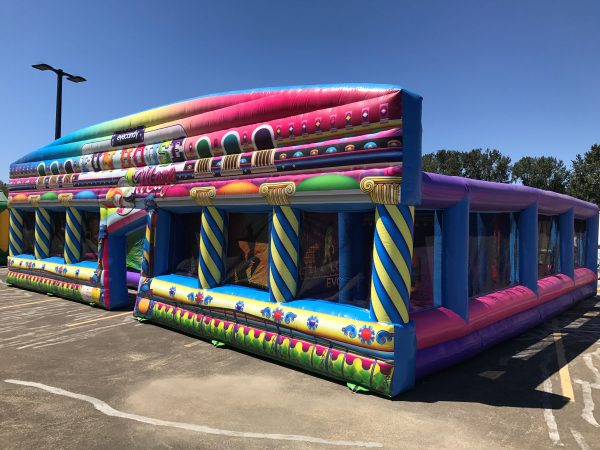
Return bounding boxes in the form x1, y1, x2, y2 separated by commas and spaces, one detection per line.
423, 148, 511, 182
0, 180, 7, 197
422, 150, 464, 176
511, 156, 570, 193
568, 144, 600, 205
462, 148, 511, 183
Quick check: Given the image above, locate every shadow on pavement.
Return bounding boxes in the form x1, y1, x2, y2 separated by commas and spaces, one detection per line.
400, 295, 600, 409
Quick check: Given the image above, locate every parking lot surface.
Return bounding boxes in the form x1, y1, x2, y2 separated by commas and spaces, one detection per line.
1, 268, 599, 449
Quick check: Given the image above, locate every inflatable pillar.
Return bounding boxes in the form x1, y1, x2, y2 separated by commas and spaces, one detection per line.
519, 203, 538, 294
370, 203, 414, 323
9, 209, 24, 256
65, 207, 83, 264
34, 208, 52, 260
259, 182, 300, 303
269, 205, 301, 302
198, 206, 226, 289
360, 176, 414, 324
442, 197, 470, 320
559, 209, 575, 279
141, 197, 157, 278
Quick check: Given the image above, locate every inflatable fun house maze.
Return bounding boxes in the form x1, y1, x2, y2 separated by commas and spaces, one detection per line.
7, 84, 598, 397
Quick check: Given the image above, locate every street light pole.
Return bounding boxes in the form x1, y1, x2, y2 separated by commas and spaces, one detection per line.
55, 69, 63, 140
32, 63, 86, 140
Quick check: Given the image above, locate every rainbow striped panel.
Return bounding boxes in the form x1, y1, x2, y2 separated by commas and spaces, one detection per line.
269, 206, 300, 302
198, 207, 225, 289
370, 204, 414, 324
34, 208, 52, 260
64, 207, 82, 264
9, 209, 24, 256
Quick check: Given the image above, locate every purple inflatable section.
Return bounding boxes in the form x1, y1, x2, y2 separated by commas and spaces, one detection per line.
415, 282, 596, 378
126, 271, 140, 289
421, 172, 597, 218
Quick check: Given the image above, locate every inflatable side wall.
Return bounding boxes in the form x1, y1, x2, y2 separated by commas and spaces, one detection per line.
7, 84, 598, 396
0, 192, 8, 265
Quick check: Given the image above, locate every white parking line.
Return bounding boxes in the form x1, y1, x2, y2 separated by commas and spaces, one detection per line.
570, 428, 591, 450
4, 379, 382, 448
541, 369, 563, 446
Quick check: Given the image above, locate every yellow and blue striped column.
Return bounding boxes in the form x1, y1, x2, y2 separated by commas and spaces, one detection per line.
64, 207, 83, 264
370, 204, 415, 324
34, 208, 52, 260
9, 209, 25, 256
198, 206, 226, 288
269, 205, 300, 302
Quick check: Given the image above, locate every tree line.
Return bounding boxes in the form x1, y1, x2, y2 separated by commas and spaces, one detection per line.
422, 144, 600, 206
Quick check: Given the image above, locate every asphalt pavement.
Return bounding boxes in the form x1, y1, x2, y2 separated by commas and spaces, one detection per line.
1, 268, 599, 449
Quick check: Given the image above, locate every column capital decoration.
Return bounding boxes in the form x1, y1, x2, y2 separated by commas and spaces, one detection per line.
259, 182, 296, 206
360, 176, 402, 205
28, 195, 41, 207
190, 186, 216, 206
58, 193, 73, 207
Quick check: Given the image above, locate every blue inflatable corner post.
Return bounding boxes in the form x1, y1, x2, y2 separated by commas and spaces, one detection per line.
442, 196, 469, 320
559, 209, 575, 279
519, 203, 538, 294
400, 90, 423, 206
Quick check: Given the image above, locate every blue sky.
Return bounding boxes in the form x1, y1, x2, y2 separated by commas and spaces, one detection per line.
1, 0, 599, 179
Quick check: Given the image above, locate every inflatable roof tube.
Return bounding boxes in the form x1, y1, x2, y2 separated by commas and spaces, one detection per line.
7, 127, 404, 181
12, 93, 403, 170
421, 173, 598, 218
45, 85, 401, 148
468, 181, 539, 212
14, 85, 403, 164
420, 172, 469, 209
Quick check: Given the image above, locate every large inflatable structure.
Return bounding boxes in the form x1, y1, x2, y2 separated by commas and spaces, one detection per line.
7, 84, 598, 396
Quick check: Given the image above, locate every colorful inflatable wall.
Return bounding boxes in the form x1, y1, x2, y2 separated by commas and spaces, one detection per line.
0, 192, 8, 265
8, 84, 598, 396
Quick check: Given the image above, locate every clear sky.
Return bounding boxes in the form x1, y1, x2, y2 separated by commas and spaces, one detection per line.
1, 0, 599, 178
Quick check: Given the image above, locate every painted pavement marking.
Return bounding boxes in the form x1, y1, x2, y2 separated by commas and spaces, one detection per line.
540, 363, 563, 447
65, 312, 132, 328
4, 379, 382, 448
0, 298, 57, 310
552, 319, 575, 402
570, 428, 591, 450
